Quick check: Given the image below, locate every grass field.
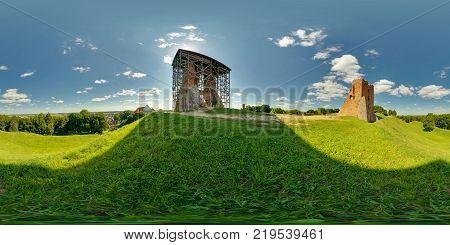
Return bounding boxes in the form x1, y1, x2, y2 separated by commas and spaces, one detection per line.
0, 112, 448, 224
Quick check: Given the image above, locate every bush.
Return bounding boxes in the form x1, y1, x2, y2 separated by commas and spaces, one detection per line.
423, 120, 435, 132
271, 108, 286, 114
317, 108, 327, 115
388, 110, 397, 117
374, 105, 388, 116
113, 111, 144, 128
245, 105, 271, 113
398, 114, 449, 130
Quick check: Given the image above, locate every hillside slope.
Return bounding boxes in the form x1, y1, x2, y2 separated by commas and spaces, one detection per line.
0, 113, 448, 223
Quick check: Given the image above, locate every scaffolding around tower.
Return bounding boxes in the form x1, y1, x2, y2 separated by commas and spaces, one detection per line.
172, 49, 231, 111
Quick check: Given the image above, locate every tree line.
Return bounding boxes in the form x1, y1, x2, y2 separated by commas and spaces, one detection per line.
398, 113, 449, 131
244, 104, 340, 115
0, 110, 108, 135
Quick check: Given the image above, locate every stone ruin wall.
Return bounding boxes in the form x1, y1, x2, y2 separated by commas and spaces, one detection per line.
339, 78, 376, 123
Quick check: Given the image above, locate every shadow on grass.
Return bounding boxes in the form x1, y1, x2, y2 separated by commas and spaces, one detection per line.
0, 112, 448, 224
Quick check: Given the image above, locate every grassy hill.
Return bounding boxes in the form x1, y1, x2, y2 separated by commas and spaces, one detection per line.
0, 112, 448, 224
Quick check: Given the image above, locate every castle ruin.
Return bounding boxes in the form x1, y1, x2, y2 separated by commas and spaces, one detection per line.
338, 78, 376, 122
172, 49, 231, 111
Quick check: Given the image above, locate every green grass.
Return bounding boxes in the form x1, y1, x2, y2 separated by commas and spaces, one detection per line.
0, 112, 448, 224
206, 107, 273, 116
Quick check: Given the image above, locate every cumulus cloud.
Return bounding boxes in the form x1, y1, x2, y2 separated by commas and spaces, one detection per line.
275, 36, 296, 48
0, 65, 8, 71
20, 71, 34, 78
276, 97, 288, 102
52, 99, 64, 104
374, 79, 415, 96
130, 72, 147, 78
364, 49, 380, 56
435, 66, 450, 79
0, 89, 31, 103
313, 46, 341, 60
291, 28, 327, 47
180, 24, 197, 30
417, 85, 450, 99
186, 33, 205, 42
273, 27, 326, 48
139, 88, 161, 96
389, 84, 414, 96
121, 70, 147, 79
94, 79, 108, 84
374, 79, 395, 94
92, 89, 137, 102
163, 55, 174, 64
307, 80, 348, 101
72, 66, 91, 73
330, 55, 363, 83
76, 87, 93, 94
167, 32, 186, 39
296, 98, 315, 108
156, 25, 206, 49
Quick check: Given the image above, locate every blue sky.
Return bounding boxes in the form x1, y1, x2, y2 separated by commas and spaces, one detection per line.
0, 0, 449, 115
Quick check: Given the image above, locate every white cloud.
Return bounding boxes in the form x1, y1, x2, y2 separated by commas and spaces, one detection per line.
94, 79, 109, 84
0, 65, 8, 71
275, 36, 296, 48
20, 71, 34, 78
291, 28, 327, 47
330, 55, 363, 83
167, 32, 186, 39
0, 89, 31, 103
114, 89, 137, 97
364, 49, 380, 56
76, 87, 93, 94
53, 99, 64, 104
163, 55, 174, 64
307, 80, 348, 101
374, 79, 415, 96
180, 24, 197, 30
131, 72, 147, 78
389, 84, 414, 96
74, 37, 84, 44
186, 33, 205, 42
92, 96, 111, 102
417, 85, 450, 99
374, 79, 396, 94
313, 46, 341, 60
157, 42, 179, 48
72, 66, 91, 73
139, 88, 161, 96
296, 98, 315, 108
121, 70, 147, 79
276, 97, 288, 102
435, 66, 450, 79
92, 89, 137, 102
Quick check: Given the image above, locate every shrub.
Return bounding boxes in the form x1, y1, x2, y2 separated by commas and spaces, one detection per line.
423, 120, 435, 132
271, 108, 286, 114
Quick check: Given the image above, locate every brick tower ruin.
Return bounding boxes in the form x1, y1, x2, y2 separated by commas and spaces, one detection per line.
172, 49, 231, 112
338, 78, 376, 122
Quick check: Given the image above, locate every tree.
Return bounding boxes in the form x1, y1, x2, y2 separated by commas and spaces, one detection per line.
317, 108, 327, 115
387, 110, 397, 117
260, 104, 271, 113
44, 113, 54, 135
423, 120, 435, 132
374, 105, 388, 116
271, 108, 286, 114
